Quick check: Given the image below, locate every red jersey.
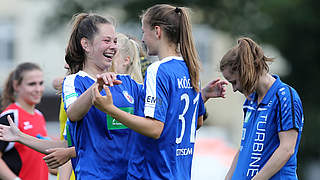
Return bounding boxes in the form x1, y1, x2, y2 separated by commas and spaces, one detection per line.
0, 103, 49, 180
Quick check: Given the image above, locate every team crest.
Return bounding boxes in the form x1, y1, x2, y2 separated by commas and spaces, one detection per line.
122, 91, 134, 104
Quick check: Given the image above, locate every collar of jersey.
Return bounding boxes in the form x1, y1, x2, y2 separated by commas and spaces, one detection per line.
78, 71, 97, 82
257, 74, 281, 105
160, 56, 183, 62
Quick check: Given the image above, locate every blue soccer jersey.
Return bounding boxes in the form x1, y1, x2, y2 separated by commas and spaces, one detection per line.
62, 71, 142, 180
127, 56, 205, 180
232, 75, 304, 180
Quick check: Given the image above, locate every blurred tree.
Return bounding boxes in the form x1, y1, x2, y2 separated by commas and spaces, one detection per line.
44, 0, 319, 178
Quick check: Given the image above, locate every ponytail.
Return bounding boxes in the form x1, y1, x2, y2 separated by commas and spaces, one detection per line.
115, 33, 143, 83
1, 71, 15, 110
178, 7, 200, 92
220, 37, 274, 96
142, 4, 200, 92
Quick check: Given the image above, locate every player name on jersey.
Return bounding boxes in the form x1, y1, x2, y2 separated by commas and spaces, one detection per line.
177, 77, 193, 89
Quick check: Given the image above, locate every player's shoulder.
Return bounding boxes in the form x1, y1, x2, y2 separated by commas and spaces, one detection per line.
116, 74, 131, 81
0, 104, 18, 118
275, 81, 302, 108
34, 109, 44, 116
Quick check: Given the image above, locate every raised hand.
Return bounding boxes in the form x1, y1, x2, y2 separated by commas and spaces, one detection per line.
96, 72, 122, 89
202, 78, 228, 102
0, 116, 21, 142
92, 83, 114, 113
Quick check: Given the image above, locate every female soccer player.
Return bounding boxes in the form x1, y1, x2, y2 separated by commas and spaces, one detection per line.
61, 13, 142, 179
0, 62, 49, 180
221, 37, 304, 180
91, 4, 227, 179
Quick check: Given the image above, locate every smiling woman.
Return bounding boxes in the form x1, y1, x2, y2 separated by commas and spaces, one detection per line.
0, 62, 49, 180
61, 13, 143, 179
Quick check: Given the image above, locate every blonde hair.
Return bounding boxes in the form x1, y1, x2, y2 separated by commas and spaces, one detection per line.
112, 33, 143, 83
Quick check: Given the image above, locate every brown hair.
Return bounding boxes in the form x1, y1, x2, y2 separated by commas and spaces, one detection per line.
1, 62, 42, 110
141, 4, 201, 92
65, 13, 114, 74
220, 37, 274, 96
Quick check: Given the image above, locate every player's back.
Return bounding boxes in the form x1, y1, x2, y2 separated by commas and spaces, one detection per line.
131, 56, 204, 180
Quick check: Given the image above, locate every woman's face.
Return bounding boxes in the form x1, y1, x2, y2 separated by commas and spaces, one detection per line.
112, 50, 128, 74
141, 18, 158, 56
15, 70, 44, 106
86, 23, 118, 71
222, 68, 243, 93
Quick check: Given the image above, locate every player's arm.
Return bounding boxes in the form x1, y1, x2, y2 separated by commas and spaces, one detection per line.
66, 73, 121, 122
0, 151, 20, 180
92, 84, 164, 139
252, 129, 297, 180
66, 80, 100, 122
225, 149, 239, 180
58, 160, 73, 180
0, 116, 67, 154
201, 78, 228, 103
100, 106, 163, 139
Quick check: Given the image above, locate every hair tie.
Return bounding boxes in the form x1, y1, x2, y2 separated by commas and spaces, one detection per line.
175, 7, 181, 13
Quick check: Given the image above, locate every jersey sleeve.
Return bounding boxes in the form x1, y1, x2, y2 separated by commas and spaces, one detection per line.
276, 86, 303, 132
143, 64, 169, 123
0, 112, 15, 152
132, 80, 144, 117
62, 75, 81, 111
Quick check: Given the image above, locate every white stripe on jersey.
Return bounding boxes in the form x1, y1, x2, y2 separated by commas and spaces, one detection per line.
63, 71, 96, 110
243, 105, 255, 110
144, 61, 160, 118
63, 74, 78, 109
144, 56, 183, 118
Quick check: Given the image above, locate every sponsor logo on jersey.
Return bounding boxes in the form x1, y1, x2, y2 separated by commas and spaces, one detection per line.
23, 121, 33, 130
176, 147, 193, 156
107, 107, 133, 130
65, 93, 77, 100
246, 114, 268, 177
146, 96, 162, 106
122, 91, 134, 104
